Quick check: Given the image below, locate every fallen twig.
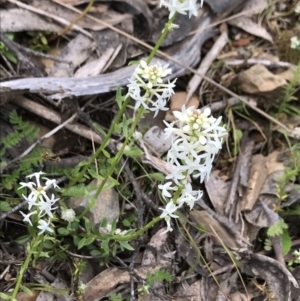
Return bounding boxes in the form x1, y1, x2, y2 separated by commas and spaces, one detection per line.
186, 23, 229, 102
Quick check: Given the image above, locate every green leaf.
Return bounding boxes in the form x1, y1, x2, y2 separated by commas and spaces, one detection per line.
0, 201, 12, 212
267, 219, 288, 237
90, 250, 102, 257
102, 149, 111, 159
101, 239, 110, 254
4, 51, 17, 64
116, 86, 124, 109
119, 241, 134, 251
83, 216, 92, 233
100, 217, 108, 228
0, 292, 11, 300
58, 227, 70, 236
147, 172, 165, 181
43, 240, 53, 249
78, 237, 95, 250
73, 236, 81, 247
92, 122, 107, 138
123, 147, 144, 157
282, 229, 292, 255
41, 35, 48, 45
16, 234, 31, 244
20, 284, 33, 295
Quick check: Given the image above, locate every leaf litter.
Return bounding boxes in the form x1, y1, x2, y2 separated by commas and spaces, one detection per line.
0, 0, 300, 300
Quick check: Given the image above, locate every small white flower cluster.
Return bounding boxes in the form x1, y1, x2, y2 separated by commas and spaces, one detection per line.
295, 5, 300, 15
61, 208, 76, 222
291, 36, 300, 50
159, 106, 227, 234
19, 171, 59, 234
160, 0, 204, 19
100, 223, 130, 236
127, 60, 176, 117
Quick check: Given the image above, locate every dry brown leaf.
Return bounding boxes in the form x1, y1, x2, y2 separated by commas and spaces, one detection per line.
228, 17, 273, 42
49, 34, 94, 77
0, 9, 62, 32
190, 211, 238, 249
241, 154, 267, 211
236, 64, 287, 95
205, 171, 230, 216
83, 262, 170, 301
74, 48, 114, 78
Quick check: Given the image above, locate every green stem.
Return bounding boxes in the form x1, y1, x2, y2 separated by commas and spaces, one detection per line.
79, 107, 145, 218
113, 216, 161, 241
70, 97, 131, 187
11, 238, 36, 299
146, 14, 176, 64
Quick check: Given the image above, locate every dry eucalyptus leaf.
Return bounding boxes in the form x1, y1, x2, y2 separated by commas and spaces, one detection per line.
205, 171, 230, 215
229, 16, 273, 42
83, 262, 170, 301
49, 34, 94, 77
240, 253, 298, 301
236, 64, 287, 95
239, 0, 268, 16
0, 9, 62, 32
74, 48, 114, 78
190, 211, 238, 249
241, 154, 267, 211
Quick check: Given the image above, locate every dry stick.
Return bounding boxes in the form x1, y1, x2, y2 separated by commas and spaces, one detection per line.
48, 0, 292, 135
225, 58, 292, 69
186, 23, 229, 102
0, 33, 43, 77
11, 96, 103, 143
48, 0, 94, 41
7, 0, 93, 39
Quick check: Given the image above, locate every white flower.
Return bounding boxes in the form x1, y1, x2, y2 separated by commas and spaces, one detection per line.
43, 178, 60, 189
160, 0, 203, 19
37, 219, 54, 235
295, 5, 300, 14
160, 216, 173, 234
38, 194, 58, 218
159, 201, 179, 219
177, 183, 202, 209
22, 194, 38, 211
26, 171, 46, 188
61, 209, 76, 222
158, 182, 177, 199
127, 60, 176, 113
165, 165, 187, 184
291, 36, 300, 50
19, 172, 60, 232
20, 211, 36, 226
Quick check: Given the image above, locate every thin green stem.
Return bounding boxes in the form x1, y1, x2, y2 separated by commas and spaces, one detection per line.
79, 107, 145, 218
11, 238, 36, 299
113, 216, 161, 241
146, 14, 176, 64
69, 96, 131, 187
